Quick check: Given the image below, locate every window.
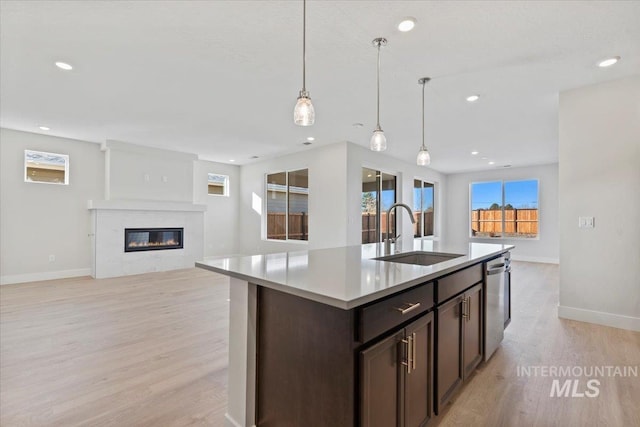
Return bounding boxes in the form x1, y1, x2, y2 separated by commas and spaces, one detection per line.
266, 169, 308, 241
208, 173, 229, 196
24, 150, 69, 185
361, 168, 396, 243
413, 179, 435, 238
470, 179, 539, 239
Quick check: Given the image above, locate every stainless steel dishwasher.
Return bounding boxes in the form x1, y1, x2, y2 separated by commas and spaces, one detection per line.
484, 255, 506, 361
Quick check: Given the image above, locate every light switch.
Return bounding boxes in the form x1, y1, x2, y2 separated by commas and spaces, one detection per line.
578, 216, 595, 228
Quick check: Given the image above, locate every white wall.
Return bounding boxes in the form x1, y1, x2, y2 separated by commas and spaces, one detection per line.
445, 163, 559, 263
345, 143, 447, 248
558, 75, 640, 331
237, 141, 448, 255
238, 142, 349, 254
104, 140, 196, 202
0, 128, 104, 283
194, 159, 241, 256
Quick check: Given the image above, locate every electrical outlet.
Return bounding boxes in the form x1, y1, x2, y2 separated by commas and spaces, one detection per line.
49, 254, 55, 262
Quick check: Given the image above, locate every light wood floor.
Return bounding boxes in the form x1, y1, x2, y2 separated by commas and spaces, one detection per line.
1, 268, 229, 426
1, 263, 638, 426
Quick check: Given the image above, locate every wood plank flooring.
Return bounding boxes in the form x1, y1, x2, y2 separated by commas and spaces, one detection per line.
1, 262, 638, 426
1, 268, 229, 426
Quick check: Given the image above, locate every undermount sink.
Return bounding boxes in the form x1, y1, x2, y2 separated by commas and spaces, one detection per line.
374, 251, 465, 266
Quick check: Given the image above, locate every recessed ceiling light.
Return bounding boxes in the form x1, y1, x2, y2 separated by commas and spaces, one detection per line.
38, 126, 50, 131
352, 122, 364, 128
598, 56, 620, 68
471, 151, 479, 155
398, 18, 416, 32
466, 95, 480, 102
481, 156, 488, 160
250, 156, 259, 159
303, 141, 312, 146
229, 159, 235, 162
503, 165, 512, 168
488, 161, 495, 165
307, 137, 315, 141
55, 61, 73, 70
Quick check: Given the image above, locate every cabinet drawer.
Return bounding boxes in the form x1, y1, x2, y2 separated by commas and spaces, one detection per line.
359, 283, 434, 343
437, 263, 482, 303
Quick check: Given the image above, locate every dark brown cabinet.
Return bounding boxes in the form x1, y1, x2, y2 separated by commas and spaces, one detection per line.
436, 283, 483, 413
360, 312, 434, 427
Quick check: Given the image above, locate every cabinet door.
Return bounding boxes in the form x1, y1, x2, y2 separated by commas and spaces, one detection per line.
436, 295, 463, 413
463, 283, 483, 379
404, 312, 434, 427
360, 330, 404, 427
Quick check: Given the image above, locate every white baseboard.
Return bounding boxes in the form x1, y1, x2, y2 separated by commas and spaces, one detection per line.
511, 255, 559, 264
224, 413, 255, 427
558, 305, 640, 332
0, 268, 91, 285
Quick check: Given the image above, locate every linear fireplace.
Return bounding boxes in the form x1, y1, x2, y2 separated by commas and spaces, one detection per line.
124, 228, 184, 252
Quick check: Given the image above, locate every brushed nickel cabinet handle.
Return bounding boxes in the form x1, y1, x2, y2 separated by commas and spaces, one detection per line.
401, 338, 412, 374
394, 302, 421, 315
461, 298, 468, 319
412, 332, 417, 371
467, 297, 471, 320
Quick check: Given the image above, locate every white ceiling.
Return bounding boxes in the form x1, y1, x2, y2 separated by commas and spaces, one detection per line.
1, 1, 639, 173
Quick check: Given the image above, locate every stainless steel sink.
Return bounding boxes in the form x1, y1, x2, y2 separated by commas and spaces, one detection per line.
373, 251, 464, 266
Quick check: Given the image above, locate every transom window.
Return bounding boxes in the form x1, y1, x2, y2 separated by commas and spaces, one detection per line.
208, 173, 229, 196
24, 150, 69, 185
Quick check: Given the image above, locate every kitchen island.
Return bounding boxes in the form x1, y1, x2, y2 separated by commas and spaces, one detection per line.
196, 241, 513, 427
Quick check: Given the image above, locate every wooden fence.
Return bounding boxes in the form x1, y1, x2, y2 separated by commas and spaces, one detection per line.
362, 212, 434, 243
471, 209, 538, 237
266, 213, 308, 240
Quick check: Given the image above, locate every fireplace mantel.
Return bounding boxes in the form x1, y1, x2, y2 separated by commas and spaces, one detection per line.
88, 199, 206, 212
88, 200, 205, 279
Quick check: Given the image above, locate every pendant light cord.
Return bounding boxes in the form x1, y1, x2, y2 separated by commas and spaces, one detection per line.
376, 43, 381, 129
421, 80, 425, 150
302, 0, 306, 92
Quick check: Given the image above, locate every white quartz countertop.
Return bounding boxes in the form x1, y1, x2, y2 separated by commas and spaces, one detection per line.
196, 240, 514, 309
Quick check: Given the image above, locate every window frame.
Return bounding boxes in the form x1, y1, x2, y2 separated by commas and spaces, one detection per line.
469, 178, 540, 240
24, 149, 70, 186
264, 168, 309, 243
413, 178, 436, 239
207, 173, 230, 197
361, 167, 397, 244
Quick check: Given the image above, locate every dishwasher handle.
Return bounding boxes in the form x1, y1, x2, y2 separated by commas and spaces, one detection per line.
487, 263, 506, 275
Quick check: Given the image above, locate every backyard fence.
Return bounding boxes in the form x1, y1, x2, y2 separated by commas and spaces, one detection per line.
362, 211, 434, 243
266, 212, 307, 240
471, 208, 538, 237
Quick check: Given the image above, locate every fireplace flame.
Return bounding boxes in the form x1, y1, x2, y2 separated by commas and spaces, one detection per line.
128, 239, 178, 248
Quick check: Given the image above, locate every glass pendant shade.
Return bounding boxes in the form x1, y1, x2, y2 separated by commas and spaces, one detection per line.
417, 77, 432, 166
370, 129, 387, 152
294, 92, 315, 126
417, 147, 431, 165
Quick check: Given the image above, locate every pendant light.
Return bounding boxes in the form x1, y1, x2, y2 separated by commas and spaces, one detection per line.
416, 77, 431, 166
293, 0, 314, 126
370, 37, 387, 151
